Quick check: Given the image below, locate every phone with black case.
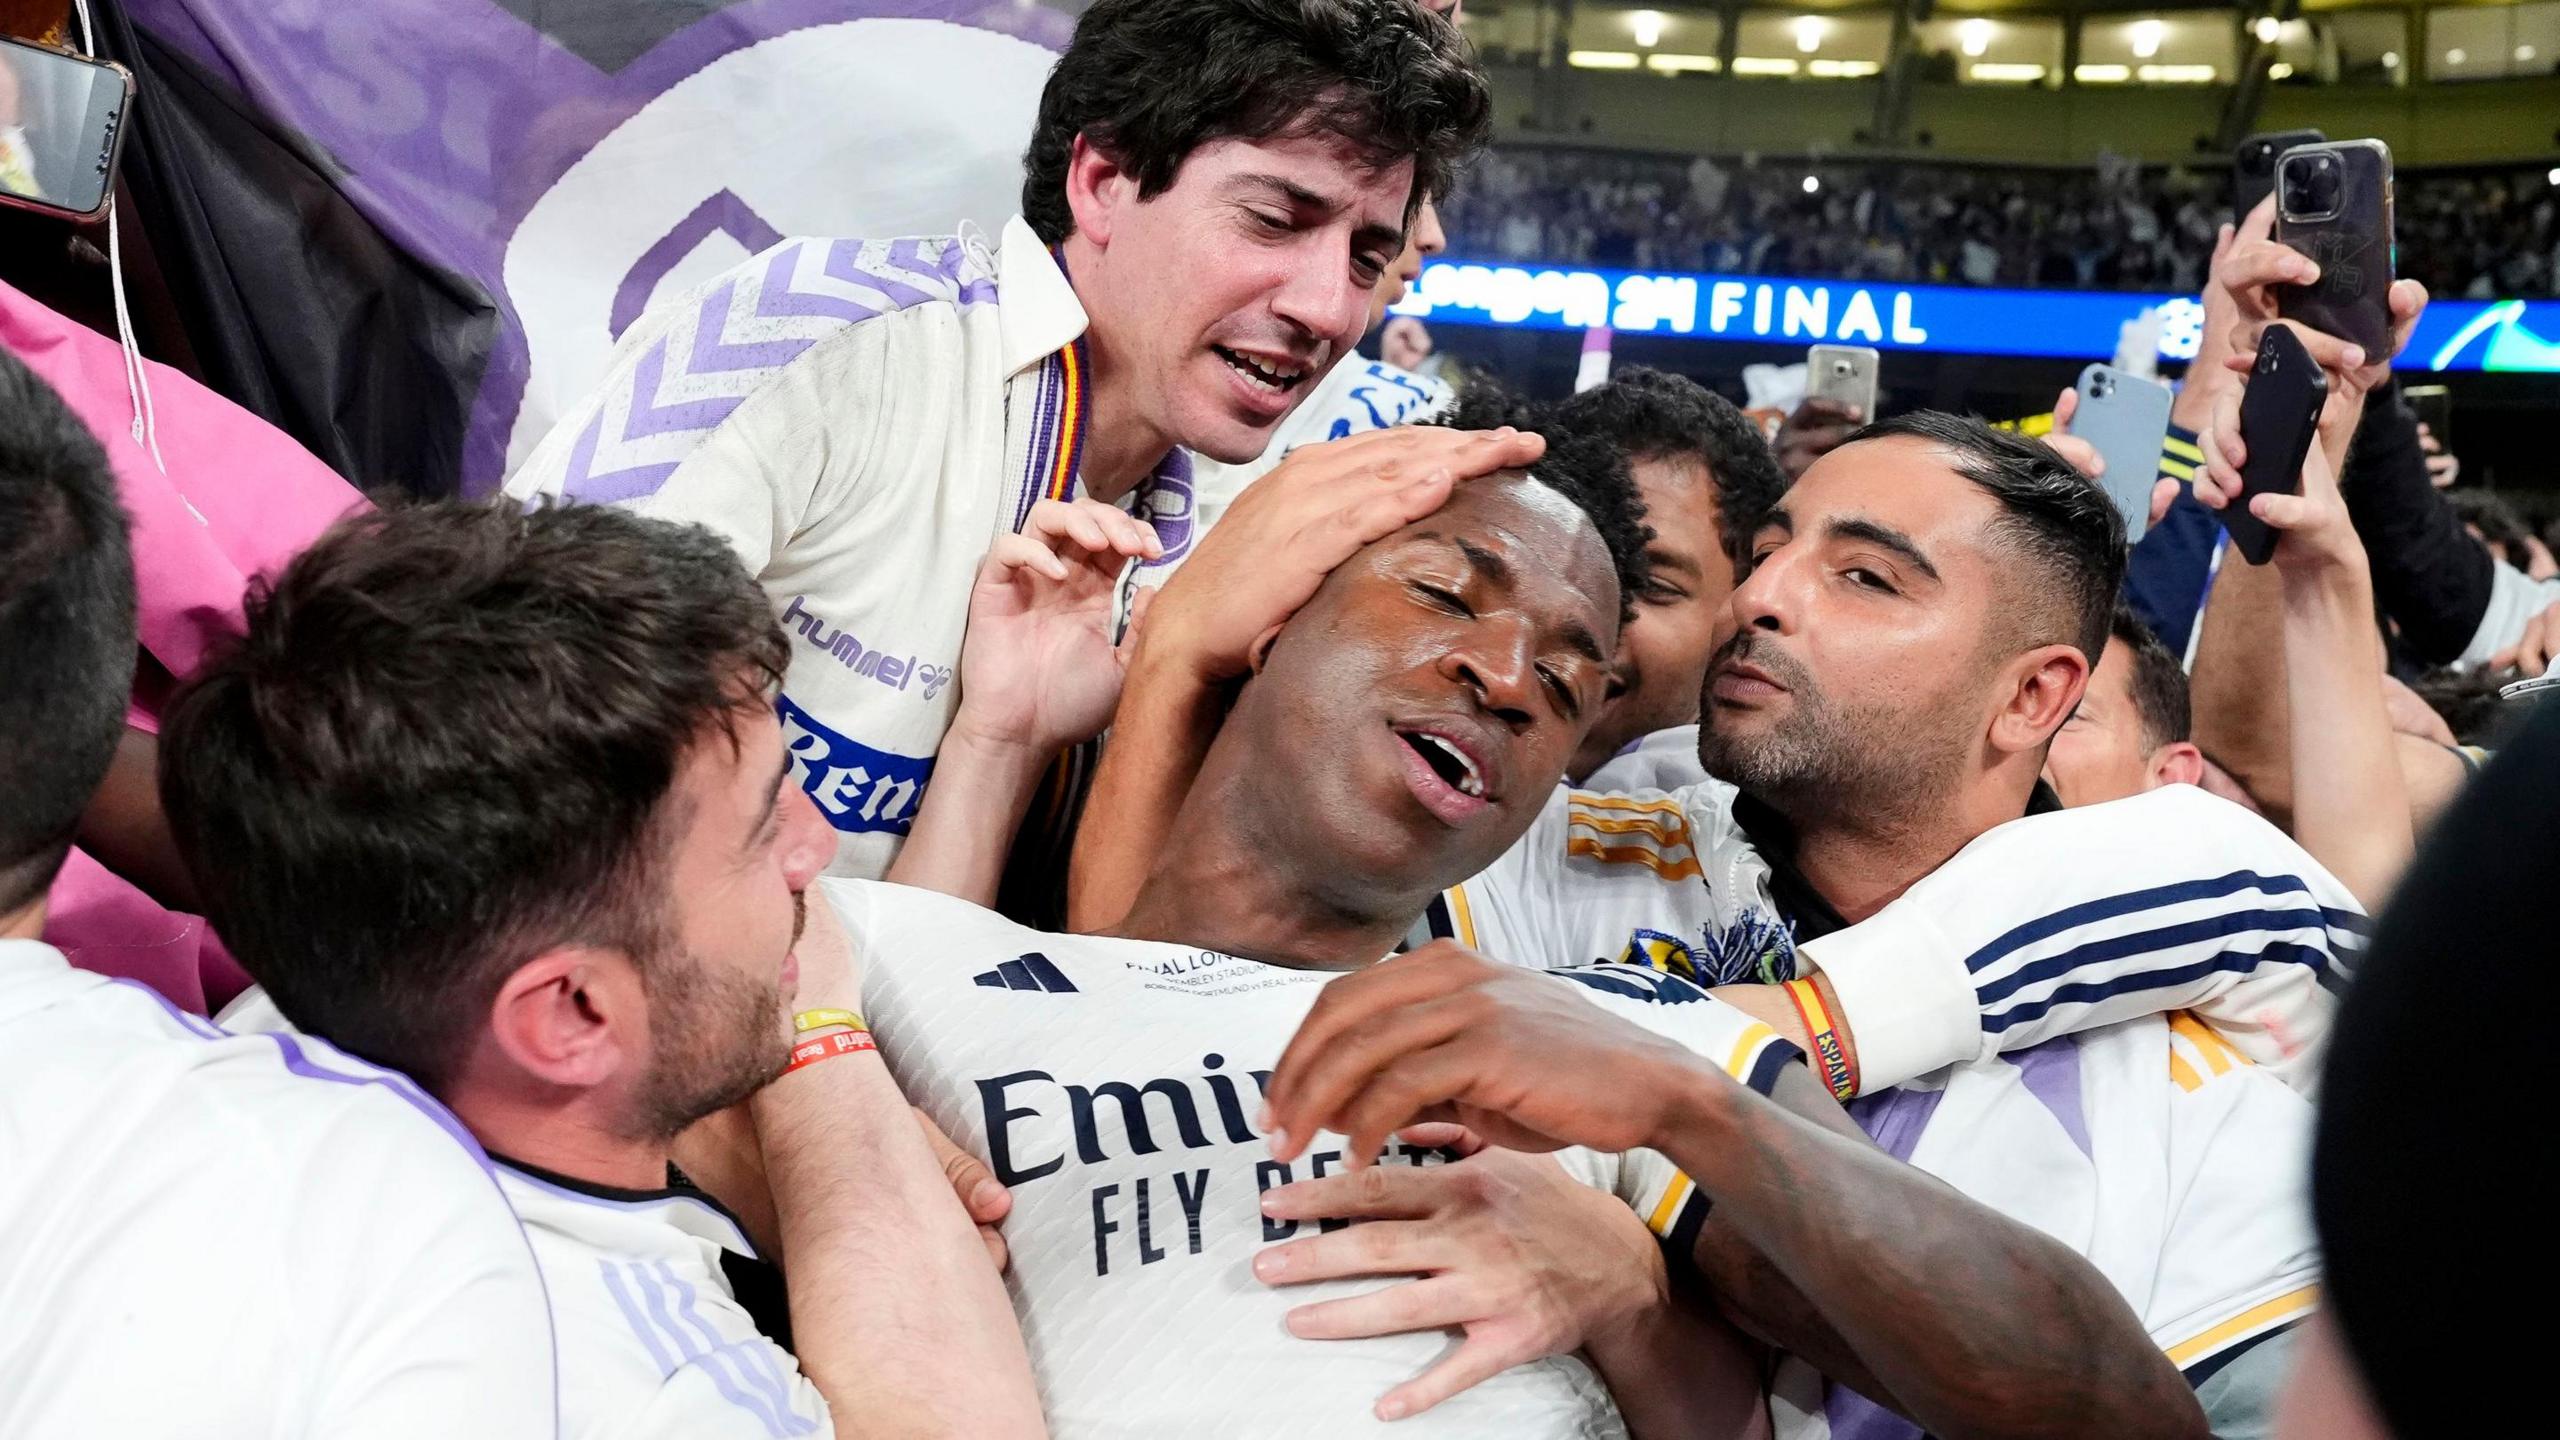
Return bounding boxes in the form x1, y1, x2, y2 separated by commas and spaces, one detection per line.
2219, 327, 2329, 567
2274, 139, 2395, 357
2234, 129, 2323, 220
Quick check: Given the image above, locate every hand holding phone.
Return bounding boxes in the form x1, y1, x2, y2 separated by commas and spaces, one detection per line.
2070, 365, 2175, 544
2209, 327, 2330, 567
1805, 345, 1880, 422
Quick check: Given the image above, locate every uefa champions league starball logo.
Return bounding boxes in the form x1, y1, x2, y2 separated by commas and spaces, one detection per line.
2153, 297, 2208, 362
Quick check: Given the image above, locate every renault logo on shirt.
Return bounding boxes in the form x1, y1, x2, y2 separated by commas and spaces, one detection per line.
777, 694, 934, 835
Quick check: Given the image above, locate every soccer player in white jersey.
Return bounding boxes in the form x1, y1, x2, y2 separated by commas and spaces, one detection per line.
158, 501, 1053, 1438
840, 441, 2210, 1437
0, 354, 557, 1438
505, 0, 1502, 883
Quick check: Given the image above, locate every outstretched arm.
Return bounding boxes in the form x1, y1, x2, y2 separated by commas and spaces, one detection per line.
1264, 945, 2206, 1440
2194, 298, 2425, 910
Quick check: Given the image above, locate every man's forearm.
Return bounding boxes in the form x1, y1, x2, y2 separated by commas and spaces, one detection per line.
885, 724, 1053, 906
753, 1047, 1045, 1438
1663, 1063, 2204, 1440
2277, 568, 2414, 909
1584, 1278, 1776, 1440
1064, 651, 1225, 931
2189, 543, 2297, 823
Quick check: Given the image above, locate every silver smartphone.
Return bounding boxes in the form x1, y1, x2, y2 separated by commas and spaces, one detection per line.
2073, 364, 2175, 545
1806, 344, 1880, 419
0, 37, 135, 222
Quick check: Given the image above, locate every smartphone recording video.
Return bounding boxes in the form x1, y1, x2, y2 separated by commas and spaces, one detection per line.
0, 37, 136, 222
2273, 138, 2395, 357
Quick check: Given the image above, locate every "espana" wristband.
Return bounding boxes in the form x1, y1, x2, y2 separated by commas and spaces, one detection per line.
1784, 978, 1857, 1102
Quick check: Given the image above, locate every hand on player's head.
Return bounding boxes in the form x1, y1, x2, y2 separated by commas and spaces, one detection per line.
1138, 425, 1546, 687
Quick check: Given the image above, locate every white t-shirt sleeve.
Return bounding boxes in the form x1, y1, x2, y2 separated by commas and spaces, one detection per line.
294, 1099, 561, 1438
1801, 784, 2364, 1096
2458, 558, 2560, 665
606, 1330, 834, 1440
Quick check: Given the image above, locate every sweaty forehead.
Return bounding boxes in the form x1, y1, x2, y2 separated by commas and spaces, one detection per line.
1369, 470, 1618, 620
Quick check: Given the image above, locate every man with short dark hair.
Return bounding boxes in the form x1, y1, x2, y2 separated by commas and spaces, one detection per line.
0, 352, 557, 1437
162, 501, 1045, 1437
509, 0, 1500, 885
2044, 605, 2205, 809
1397, 415, 2346, 1434
1555, 367, 1789, 784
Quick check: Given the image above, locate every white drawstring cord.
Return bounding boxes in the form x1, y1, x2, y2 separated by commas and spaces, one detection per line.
69, 0, 167, 473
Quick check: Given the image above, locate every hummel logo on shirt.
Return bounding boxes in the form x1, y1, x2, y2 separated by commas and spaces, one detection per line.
972, 952, 1080, 994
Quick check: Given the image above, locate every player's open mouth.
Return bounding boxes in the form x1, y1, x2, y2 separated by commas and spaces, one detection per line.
1212, 345, 1308, 394
1391, 724, 1493, 826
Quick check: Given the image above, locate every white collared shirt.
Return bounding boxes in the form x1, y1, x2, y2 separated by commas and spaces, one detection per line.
506, 219, 1134, 880
0, 941, 557, 1438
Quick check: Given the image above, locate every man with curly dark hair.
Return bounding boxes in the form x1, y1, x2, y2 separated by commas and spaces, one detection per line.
510, 0, 1493, 887
1553, 368, 1790, 781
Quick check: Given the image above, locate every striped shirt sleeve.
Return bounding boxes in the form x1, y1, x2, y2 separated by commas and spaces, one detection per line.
1800, 784, 2364, 1097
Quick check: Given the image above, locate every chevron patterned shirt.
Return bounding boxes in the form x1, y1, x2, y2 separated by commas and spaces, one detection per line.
829, 878, 1800, 1439
507, 218, 1167, 881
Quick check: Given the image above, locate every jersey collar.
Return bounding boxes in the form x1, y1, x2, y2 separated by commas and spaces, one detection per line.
996, 215, 1089, 379
1734, 782, 2063, 944
492, 1151, 761, 1258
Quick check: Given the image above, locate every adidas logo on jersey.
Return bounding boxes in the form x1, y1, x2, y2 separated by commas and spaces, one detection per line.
973, 952, 1079, 994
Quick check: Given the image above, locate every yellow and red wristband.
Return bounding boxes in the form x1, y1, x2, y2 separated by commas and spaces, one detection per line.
1784, 978, 1858, 1102
784, 1008, 875, 1075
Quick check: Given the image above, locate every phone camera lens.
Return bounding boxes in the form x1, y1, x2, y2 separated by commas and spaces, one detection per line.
2283, 152, 2344, 217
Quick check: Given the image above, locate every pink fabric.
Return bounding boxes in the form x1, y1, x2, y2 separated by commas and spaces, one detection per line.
4, 279, 366, 1013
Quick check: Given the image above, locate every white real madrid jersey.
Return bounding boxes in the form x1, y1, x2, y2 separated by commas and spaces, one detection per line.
0, 940, 557, 1439
1772, 1013, 2321, 1439
827, 879, 1799, 1440
508, 218, 1193, 882
1441, 781, 2365, 1096
495, 1163, 832, 1440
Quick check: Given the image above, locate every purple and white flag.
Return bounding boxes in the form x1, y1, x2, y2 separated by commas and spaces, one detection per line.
99, 0, 1077, 497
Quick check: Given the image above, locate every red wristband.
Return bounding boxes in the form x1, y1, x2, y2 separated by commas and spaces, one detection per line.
783, 1028, 877, 1075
